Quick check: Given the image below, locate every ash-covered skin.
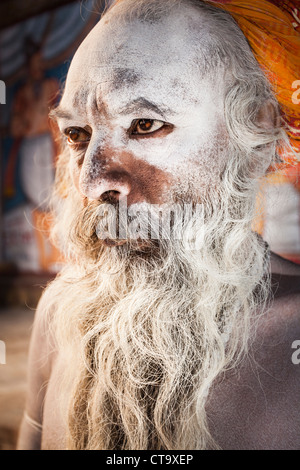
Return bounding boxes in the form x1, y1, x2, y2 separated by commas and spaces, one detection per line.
55, 3, 230, 206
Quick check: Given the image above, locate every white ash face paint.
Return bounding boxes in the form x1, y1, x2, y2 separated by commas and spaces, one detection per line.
59, 3, 231, 201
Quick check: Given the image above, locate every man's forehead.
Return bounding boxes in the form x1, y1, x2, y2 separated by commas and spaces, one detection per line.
65, 4, 213, 87
59, 3, 228, 119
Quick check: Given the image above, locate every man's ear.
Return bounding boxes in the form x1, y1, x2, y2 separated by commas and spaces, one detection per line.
255, 99, 281, 130
249, 99, 282, 176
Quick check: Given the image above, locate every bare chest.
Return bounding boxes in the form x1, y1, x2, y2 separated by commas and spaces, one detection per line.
41, 295, 300, 450
41, 357, 299, 450
205, 354, 300, 449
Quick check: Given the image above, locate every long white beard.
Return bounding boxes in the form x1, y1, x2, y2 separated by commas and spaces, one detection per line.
47, 148, 271, 450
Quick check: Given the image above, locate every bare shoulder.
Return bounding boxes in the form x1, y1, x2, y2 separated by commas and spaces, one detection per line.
17, 284, 57, 449
254, 252, 300, 359
248, 252, 300, 402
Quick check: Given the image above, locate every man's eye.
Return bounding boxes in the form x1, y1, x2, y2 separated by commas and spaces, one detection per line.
130, 119, 165, 135
64, 127, 90, 144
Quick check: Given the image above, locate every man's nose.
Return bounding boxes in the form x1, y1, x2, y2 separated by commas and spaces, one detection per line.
79, 168, 132, 202
78, 151, 132, 202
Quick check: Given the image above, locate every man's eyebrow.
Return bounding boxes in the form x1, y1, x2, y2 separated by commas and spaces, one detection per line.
119, 98, 173, 119
50, 98, 175, 121
49, 106, 73, 121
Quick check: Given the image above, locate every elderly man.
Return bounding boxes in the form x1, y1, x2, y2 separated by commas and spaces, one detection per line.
18, 0, 300, 450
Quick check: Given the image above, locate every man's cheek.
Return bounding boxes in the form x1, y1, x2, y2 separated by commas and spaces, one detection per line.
125, 128, 182, 169
69, 157, 82, 194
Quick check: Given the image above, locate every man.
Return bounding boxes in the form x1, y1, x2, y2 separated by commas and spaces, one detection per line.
17, 0, 300, 450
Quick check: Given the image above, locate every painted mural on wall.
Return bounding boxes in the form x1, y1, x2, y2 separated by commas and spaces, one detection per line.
1, 1, 101, 272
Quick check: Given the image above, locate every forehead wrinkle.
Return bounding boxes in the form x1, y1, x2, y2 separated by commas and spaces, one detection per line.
49, 105, 73, 121
118, 97, 174, 120
72, 86, 90, 112
63, 83, 112, 122
95, 83, 113, 120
